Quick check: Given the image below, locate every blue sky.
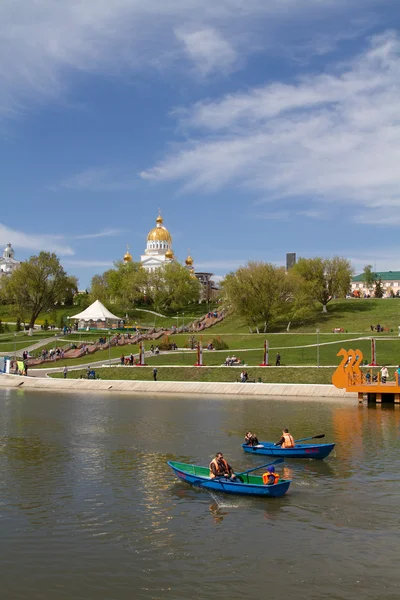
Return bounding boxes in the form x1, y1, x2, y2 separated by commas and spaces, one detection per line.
1, 0, 400, 288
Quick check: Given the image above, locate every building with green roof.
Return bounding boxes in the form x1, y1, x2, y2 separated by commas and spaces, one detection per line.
351, 271, 400, 297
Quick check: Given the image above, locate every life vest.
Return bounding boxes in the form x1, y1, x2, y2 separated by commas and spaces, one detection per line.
263, 472, 280, 485
282, 433, 295, 448
209, 457, 229, 479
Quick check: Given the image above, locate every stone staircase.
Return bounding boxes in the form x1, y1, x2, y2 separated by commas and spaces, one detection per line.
27, 310, 226, 366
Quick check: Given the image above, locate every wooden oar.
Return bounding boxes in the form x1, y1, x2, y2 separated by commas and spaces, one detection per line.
236, 458, 284, 477
294, 434, 325, 443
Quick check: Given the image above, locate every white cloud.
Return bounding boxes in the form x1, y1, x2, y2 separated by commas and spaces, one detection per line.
0, 0, 381, 117
141, 32, 400, 224
62, 259, 114, 268
57, 168, 138, 192
0, 223, 74, 256
348, 247, 400, 273
175, 27, 238, 76
195, 259, 247, 270
297, 210, 328, 220
258, 211, 290, 220
74, 229, 123, 240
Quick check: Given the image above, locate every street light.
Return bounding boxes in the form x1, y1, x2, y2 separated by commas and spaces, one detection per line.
108, 330, 111, 367
316, 328, 320, 368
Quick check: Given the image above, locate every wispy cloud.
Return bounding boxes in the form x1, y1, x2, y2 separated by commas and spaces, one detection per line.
175, 27, 238, 76
195, 259, 247, 270
62, 259, 114, 268
258, 211, 290, 220
57, 168, 138, 192
297, 210, 328, 220
0, 223, 73, 256
142, 32, 400, 224
0, 0, 384, 118
74, 229, 123, 240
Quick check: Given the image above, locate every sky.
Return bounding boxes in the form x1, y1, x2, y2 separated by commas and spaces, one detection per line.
1, 0, 400, 288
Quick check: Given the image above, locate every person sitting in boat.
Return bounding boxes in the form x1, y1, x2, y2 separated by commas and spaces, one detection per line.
244, 431, 259, 446
262, 465, 280, 485
209, 453, 236, 480
244, 431, 252, 444
275, 428, 295, 448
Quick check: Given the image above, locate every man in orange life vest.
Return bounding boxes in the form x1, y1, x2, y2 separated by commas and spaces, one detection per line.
209, 453, 237, 480
274, 428, 295, 448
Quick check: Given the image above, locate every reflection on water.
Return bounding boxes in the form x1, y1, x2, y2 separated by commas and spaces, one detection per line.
0, 390, 399, 600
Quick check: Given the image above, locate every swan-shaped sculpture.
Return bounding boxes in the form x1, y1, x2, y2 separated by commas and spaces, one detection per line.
332, 348, 349, 389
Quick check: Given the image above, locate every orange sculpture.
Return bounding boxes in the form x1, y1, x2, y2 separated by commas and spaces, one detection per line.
332, 348, 364, 388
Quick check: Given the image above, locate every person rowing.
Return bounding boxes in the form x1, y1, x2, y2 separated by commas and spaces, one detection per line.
274, 428, 295, 448
209, 452, 237, 480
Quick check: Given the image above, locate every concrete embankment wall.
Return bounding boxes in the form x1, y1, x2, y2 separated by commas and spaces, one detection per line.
0, 374, 356, 400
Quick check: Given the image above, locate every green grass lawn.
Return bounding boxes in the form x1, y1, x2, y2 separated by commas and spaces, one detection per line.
49, 366, 336, 384
169, 332, 369, 350
2, 298, 399, 335
32, 335, 400, 370
210, 299, 400, 334
143, 338, 400, 367
0, 302, 218, 329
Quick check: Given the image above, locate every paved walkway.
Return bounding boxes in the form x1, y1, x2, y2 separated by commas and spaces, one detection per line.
0, 373, 356, 399
0, 335, 60, 357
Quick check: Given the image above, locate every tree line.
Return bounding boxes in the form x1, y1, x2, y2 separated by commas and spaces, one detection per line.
221, 257, 353, 332
0, 251, 355, 331
0, 252, 201, 328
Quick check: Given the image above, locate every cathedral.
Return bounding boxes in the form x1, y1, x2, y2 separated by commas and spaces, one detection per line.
0, 243, 20, 277
122, 213, 217, 300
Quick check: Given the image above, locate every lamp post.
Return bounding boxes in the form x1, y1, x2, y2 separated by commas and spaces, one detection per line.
316, 328, 320, 368
108, 330, 111, 367
183, 313, 185, 329
14, 332, 16, 360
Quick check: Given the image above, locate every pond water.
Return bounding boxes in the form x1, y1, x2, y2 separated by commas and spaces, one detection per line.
0, 389, 399, 600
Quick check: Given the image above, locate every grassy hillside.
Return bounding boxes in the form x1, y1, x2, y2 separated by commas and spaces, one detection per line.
210, 299, 400, 334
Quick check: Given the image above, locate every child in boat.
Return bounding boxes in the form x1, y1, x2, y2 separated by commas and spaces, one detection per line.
263, 465, 280, 485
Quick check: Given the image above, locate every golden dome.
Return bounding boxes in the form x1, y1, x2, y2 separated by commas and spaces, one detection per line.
185, 254, 193, 266
165, 249, 174, 259
147, 213, 172, 243
123, 245, 132, 262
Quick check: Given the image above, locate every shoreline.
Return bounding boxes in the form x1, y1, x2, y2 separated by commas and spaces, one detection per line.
0, 373, 357, 400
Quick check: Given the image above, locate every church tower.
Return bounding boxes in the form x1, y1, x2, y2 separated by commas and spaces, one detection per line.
140, 213, 175, 272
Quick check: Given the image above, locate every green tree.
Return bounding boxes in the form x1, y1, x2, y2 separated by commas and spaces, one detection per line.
222, 262, 299, 333
5, 252, 74, 329
293, 256, 353, 313
89, 261, 149, 308
374, 279, 384, 298
62, 276, 79, 306
362, 265, 376, 292
148, 263, 201, 312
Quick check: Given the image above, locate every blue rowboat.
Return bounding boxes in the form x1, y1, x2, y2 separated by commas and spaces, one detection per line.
167, 460, 291, 497
242, 442, 335, 460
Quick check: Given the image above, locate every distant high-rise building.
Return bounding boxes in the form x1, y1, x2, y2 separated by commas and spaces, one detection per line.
286, 253, 296, 270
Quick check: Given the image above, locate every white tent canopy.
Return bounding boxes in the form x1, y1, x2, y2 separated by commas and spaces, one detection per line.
69, 299, 121, 322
